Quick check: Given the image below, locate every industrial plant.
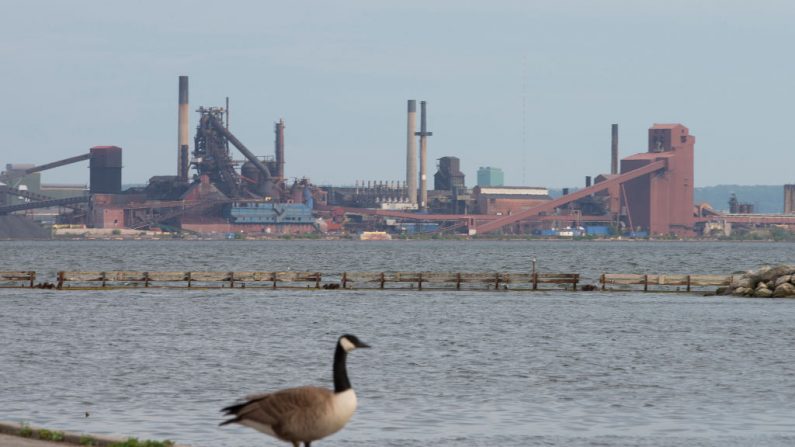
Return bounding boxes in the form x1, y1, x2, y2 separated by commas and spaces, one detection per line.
1, 77, 794, 239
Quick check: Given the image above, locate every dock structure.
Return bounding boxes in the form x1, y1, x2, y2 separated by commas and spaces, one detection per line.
43, 271, 580, 291
0, 270, 739, 293
0, 271, 36, 288
599, 273, 733, 292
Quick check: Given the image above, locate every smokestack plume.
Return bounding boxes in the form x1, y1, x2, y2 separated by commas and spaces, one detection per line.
585, 176, 592, 187
178, 76, 190, 182
406, 100, 417, 205
415, 100, 433, 210
611, 123, 618, 175
275, 118, 285, 179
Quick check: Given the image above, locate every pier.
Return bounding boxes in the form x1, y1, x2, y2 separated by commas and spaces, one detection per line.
0, 270, 735, 292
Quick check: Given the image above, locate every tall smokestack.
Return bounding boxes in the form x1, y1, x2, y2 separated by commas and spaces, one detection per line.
406, 100, 417, 205
415, 100, 433, 210
275, 118, 285, 179
611, 123, 618, 175
178, 76, 190, 182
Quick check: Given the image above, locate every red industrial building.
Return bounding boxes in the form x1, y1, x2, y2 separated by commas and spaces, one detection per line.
621, 124, 695, 236
472, 186, 552, 216
473, 123, 698, 236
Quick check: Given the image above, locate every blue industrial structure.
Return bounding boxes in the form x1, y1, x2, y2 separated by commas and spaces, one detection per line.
229, 202, 315, 225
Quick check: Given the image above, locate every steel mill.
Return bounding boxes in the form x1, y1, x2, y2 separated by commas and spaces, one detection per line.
1, 76, 794, 238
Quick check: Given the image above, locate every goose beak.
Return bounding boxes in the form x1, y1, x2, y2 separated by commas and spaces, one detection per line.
356, 341, 371, 349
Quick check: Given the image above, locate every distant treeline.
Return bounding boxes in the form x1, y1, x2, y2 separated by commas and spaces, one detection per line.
549, 185, 785, 214
694, 185, 784, 214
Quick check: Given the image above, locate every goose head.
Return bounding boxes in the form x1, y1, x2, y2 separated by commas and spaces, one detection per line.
339, 334, 370, 352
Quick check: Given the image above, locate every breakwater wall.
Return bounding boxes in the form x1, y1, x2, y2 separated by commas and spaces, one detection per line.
720, 264, 795, 298
0, 270, 743, 293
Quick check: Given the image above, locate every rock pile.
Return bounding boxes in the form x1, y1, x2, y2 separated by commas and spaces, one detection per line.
721, 265, 795, 298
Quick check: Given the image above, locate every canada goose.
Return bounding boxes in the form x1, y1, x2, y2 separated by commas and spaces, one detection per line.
220, 334, 370, 447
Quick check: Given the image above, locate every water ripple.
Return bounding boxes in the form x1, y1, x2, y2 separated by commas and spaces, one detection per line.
0, 240, 794, 446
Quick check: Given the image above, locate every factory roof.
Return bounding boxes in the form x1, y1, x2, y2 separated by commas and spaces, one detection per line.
478, 194, 551, 200
474, 186, 549, 196
651, 123, 689, 131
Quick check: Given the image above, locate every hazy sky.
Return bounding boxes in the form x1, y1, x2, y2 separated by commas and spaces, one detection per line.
1, 0, 793, 188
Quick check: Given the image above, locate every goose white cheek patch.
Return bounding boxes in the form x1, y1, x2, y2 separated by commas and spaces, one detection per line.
340, 337, 356, 352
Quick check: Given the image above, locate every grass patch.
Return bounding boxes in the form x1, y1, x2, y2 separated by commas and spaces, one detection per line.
19, 423, 33, 438
80, 435, 97, 446
36, 428, 65, 441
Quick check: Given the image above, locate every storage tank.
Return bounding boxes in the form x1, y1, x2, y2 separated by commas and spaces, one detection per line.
89, 146, 122, 194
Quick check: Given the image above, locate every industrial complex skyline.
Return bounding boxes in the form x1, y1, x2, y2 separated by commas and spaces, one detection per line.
1, 0, 794, 188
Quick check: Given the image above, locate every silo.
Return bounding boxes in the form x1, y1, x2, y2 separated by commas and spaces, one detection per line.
89, 146, 122, 194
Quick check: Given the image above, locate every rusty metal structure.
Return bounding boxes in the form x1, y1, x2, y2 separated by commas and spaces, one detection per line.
728, 193, 754, 214
192, 107, 276, 199
434, 156, 465, 191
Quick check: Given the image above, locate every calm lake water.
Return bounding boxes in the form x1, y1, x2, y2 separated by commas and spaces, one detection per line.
1, 240, 794, 446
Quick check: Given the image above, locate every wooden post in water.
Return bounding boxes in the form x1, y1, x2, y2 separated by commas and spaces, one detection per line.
643, 274, 648, 292
686, 275, 691, 292
100, 272, 107, 288
144, 272, 150, 287
29, 271, 35, 288
228, 272, 235, 288
342, 272, 348, 289
57, 271, 64, 290
456, 272, 461, 290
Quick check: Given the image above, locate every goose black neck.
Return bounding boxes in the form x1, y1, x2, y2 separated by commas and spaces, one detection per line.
333, 343, 351, 393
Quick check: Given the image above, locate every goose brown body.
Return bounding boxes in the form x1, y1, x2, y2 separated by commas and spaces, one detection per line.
227, 387, 357, 444
221, 334, 368, 447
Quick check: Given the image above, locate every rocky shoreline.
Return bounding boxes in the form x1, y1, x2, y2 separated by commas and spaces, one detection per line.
720, 265, 795, 298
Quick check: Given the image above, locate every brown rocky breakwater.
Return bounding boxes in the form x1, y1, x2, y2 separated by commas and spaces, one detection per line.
720, 265, 795, 298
